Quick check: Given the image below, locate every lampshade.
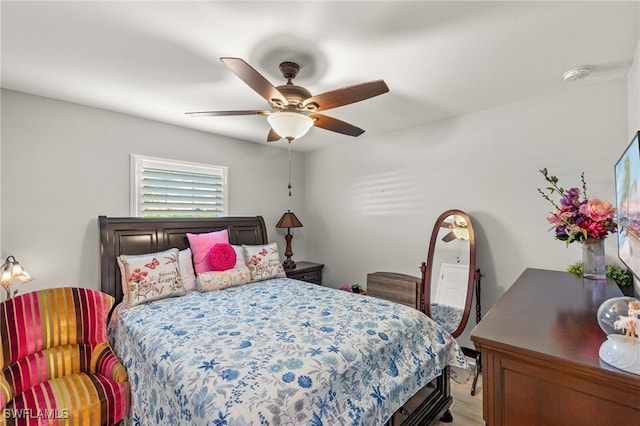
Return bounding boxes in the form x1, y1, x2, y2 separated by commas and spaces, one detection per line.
276, 211, 303, 229
267, 111, 314, 141
1, 255, 33, 286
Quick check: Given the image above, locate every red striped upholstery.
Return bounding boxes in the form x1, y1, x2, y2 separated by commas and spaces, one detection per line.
0, 288, 129, 425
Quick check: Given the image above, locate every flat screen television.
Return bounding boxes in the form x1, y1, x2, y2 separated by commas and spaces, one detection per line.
615, 131, 640, 279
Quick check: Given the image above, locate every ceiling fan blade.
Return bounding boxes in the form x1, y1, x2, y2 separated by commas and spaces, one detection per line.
442, 231, 457, 242
303, 80, 389, 112
220, 57, 288, 107
185, 110, 270, 117
440, 222, 455, 229
309, 113, 364, 137
267, 128, 281, 142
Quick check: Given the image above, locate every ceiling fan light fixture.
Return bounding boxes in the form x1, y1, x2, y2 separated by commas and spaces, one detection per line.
452, 228, 470, 240
267, 111, 314, 141
187, 58, 389, 140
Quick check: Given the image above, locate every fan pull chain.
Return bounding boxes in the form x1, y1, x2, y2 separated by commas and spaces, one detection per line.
288, 142, 292, 197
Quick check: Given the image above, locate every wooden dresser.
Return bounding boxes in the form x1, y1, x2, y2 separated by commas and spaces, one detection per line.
470, 268, 640, 425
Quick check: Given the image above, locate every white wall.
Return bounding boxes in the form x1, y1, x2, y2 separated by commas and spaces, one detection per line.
305, 78, 629, 347
0, 67, 635, 348
0, 89, 306, 293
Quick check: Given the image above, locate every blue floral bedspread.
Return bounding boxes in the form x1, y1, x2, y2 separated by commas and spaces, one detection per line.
430, 303, 465, 335
108, 278, 468, 425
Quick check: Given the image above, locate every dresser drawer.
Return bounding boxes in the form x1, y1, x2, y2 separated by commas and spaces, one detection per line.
288, 269, 322, 284
367, 272, 422, 309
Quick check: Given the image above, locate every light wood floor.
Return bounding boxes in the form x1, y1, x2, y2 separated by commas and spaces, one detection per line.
435, 374, 484, 426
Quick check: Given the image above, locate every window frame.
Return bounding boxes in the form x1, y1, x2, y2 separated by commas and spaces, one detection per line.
130, 154, 229, 218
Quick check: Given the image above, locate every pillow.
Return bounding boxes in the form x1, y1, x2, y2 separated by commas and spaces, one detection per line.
197, 265, 251, 292
179, 248, 197, 292
186, 229, 229, 275
208, 243, 237, 271
117, 248, 185, 307
232, 245, 247, 269
242, 243, 286, 282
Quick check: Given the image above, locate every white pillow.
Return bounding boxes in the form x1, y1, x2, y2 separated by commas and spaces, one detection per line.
232, 245, 247, 269
179, 248, 197, 292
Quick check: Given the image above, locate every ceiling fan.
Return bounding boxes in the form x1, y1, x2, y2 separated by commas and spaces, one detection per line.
440, 216, 469, 242
186, 57, 389, 142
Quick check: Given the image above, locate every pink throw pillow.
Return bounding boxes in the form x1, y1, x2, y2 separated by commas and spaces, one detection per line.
208, 243, 237, 271
186, 229, 229, 274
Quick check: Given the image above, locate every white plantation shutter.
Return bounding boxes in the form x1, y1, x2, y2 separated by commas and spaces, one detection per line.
131, 155, 228, 217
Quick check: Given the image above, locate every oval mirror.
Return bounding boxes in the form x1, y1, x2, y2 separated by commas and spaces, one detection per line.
422, 209, 476, 338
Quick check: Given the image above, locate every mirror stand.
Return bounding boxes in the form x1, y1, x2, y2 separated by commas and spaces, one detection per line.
460, 268, 482, 396
422, 209, 482, 396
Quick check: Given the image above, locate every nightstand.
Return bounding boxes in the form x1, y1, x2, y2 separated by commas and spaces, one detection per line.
285, 261, 324, 285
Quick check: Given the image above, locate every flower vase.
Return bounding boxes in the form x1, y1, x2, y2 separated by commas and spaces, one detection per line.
582, 238, 606, 280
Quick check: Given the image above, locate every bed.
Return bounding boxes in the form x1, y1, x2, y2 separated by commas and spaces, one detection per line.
99, 215, 468, 425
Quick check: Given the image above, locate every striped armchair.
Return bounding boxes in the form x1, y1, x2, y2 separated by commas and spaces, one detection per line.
0, 287, 130, 425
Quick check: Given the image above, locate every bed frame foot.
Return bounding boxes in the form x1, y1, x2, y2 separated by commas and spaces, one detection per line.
439, 410, 453, 423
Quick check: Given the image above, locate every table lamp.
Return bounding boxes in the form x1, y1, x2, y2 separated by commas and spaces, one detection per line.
276, 210, 303, 270
1, 255, 33, 299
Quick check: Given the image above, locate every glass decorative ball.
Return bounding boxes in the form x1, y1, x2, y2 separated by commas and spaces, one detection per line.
597, 296, 640, 335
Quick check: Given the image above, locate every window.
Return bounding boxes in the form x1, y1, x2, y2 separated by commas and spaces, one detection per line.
130, 154, 228, 218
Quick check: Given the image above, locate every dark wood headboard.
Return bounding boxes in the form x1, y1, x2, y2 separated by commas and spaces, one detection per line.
99, 215, 268, 304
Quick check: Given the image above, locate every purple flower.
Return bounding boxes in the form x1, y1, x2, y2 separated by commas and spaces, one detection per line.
560, 187, 580, 207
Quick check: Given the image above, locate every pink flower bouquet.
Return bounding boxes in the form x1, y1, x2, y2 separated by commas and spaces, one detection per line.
538, 168, 617, 244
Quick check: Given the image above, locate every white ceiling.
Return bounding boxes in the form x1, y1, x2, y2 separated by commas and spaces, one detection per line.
2, 1, 639, 152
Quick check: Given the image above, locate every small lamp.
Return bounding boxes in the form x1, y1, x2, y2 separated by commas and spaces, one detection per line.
275, 210, 303, 270
1, 255, 33, 299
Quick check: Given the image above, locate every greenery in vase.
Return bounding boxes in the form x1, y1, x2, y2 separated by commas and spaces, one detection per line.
567, 262, 633, 287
